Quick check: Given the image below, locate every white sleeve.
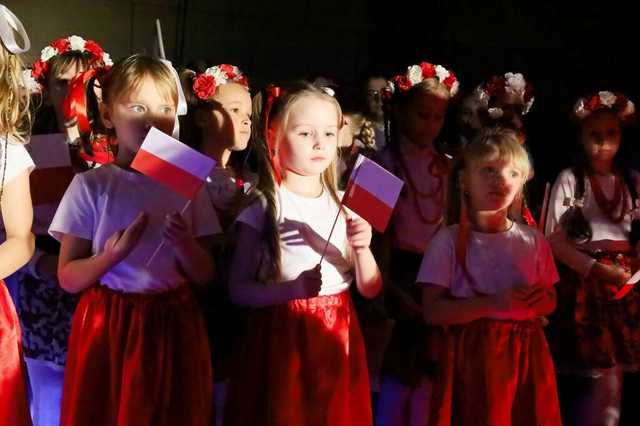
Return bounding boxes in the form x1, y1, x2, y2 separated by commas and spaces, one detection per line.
1, 142, 34, 187
536, 232, 560, 287
49, 174, 96, 242
236, 196, 268, 232
545, 169, 595, 276
416, 227, 455, 288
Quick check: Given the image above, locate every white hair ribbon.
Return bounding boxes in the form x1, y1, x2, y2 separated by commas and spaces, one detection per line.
0, 4, 30, 54
160, 59, 187, 139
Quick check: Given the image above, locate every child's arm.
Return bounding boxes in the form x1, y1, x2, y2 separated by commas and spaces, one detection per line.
58, 213, 148, 293
228, 223, 322, 307
347, 217, 382, 298
0, 170, 35, 278
163, 212, 214, 286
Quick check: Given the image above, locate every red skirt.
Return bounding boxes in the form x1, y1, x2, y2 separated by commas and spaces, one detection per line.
60, 284, 212, 426
429, 319, 561, 426
224, 291, 372, 426
0, 281, 31, 426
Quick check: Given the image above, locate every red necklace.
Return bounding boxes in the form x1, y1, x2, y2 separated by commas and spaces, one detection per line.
588, 172, 628, 224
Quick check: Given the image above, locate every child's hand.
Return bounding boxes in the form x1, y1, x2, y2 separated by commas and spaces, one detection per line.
491, 286, 532, 313
347, 216, 372, 254
292, 264, 322, 299
591, 261, 631, 286
163, 212, 193, 248
103, 212, 148, 263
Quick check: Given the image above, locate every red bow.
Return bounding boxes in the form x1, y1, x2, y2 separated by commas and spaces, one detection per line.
264, 85, 283, 185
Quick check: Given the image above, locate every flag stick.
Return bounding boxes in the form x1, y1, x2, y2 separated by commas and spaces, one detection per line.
146, 199, 191, 266
155, 19, 166, 60
538, 182, 551, 232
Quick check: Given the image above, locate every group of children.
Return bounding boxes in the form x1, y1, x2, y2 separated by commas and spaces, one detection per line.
1, 5, 640, 426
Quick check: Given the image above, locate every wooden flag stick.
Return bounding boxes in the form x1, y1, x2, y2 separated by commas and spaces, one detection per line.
146, 199, 191, 266
538, 182, 551, 233
155, 19, 166, 60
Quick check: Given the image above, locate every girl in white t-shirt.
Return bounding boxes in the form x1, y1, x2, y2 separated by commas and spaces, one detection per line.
224, 81, 382, 426
0, 5, 36, 425
545, 91, 639, 425
419, 128, 561, 426
49, 55, 220, 426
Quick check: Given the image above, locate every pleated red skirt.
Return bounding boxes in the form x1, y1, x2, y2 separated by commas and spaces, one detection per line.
429, 319, 561, 426
0, 281, 32, 426
224, 290, 372, 426
60, 284, 213, 426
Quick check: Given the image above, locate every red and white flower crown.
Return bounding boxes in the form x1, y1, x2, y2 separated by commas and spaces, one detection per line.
192, 64, 248, 101
573, 91, 635, 120
476, 72, 535, 119
384, 62, 459, 98
26, 35, 112, 93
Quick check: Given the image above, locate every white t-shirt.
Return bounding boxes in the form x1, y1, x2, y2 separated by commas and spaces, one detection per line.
236, 185, 354, 296
377, 136, 445, 253
0, 138, 34, 189
417, 222, 559, 320
545, 168, 640, 276
49, 164, 222, 293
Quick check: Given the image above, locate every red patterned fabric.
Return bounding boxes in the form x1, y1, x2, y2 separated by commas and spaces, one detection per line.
225, 291, 372, 426
60, 284, 212, 426
0, 281, 32, 426
429, 319, 561, 426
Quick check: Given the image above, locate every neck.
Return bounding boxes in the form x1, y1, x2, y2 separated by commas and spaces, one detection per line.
282, 172, 324, 198
202, 140, 232, 168
470, 208, 511, 233
114, 149, 136, 171
589, 159, 614, 176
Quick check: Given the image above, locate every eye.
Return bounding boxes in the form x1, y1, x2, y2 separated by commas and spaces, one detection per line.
325, 132, 336, 137
299, 131, 310, 137
160, 106, 175, 114
129, 105, 146, 113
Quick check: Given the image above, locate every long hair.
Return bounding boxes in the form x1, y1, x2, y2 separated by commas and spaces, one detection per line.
256, 81, 343, 282
0, 44, 30, 143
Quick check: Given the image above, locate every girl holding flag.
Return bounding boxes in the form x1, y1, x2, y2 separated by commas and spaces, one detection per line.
49, 54, 221, 426
224, 81, 382, 426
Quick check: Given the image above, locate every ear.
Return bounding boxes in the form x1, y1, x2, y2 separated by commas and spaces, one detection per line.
99, 102, 114, 130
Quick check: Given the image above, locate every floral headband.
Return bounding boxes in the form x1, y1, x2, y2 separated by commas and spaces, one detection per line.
384, 61, 459, 98
476, 72, 535, 119
573, 91, 635, 120
192, 64, 248, 101
26, 35, 112, 93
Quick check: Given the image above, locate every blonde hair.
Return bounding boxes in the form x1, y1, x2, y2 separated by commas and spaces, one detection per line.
102, 54, 177, 107
446, 127, 531, 225
258, 81, 343, 282
0, 45, 30, 143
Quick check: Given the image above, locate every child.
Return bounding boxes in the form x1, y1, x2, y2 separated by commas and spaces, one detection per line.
224, 81, 382, 426
374, 61, 458, 426
0, 5, 36, 425
49, 54, 221, 426
545, 91, 638, 425
181, 64, 255, 426
18, 35, 111, 426
421, 127, 561, 426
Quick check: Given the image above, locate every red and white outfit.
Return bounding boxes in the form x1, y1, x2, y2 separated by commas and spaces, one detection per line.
224, 185, 371, 426
49, 164, 221, 426
418, 222, 561, 426
0, 139, 34, 426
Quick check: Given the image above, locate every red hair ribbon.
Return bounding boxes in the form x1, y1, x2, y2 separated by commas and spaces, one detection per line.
264, 85, 282, 185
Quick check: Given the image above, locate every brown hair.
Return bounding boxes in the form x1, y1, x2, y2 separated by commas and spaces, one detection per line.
0, 45, 30, 143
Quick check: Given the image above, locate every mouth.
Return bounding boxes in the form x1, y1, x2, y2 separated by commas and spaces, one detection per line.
311, 156, 326, 162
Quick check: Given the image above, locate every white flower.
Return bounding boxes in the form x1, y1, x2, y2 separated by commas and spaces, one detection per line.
68, 35, 86, 51
573, 99, 589, 119
102, 52, 113, 67
598, 91, 616, 107
435, 65, 449, 83
407, 65, 423, 85
21, 69, 41, 93
40, 46, 58, 61
450, 80, 460, 97
385, 80, 395, 95
206, 66, 228, 86
488, 107, 504, 119
523, 97, 535, 115
621, 100, 635, 118
504, 72, 526, 99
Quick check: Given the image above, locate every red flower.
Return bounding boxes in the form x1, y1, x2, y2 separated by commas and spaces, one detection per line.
31, 60, 48, 81
614, 94, 627, 109
586, 95, 600, 111
443, 71, 457, 90
237, 75, 249, 87
420, 62, 436, 79
83, 40, 104, 60
523, 84, 535, 103
50, 38, 70, 53
193, 74, 216, 100
393, 75, 412, 92
219, 64, 236, 79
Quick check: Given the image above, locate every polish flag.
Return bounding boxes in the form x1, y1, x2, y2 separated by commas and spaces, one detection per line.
27, 133, 74, 206
343, 154, 403, 232
131, 127, 216, 199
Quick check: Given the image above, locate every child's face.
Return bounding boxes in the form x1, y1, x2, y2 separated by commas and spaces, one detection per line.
365, 77, 386, 122
463, 154, 525, 213
278, 96, 339, 178
458, 96, 482, 133
581, 111, 621, 166
102, 75, 176, 155
201, 82, 252, 151
400, 91, 448, 147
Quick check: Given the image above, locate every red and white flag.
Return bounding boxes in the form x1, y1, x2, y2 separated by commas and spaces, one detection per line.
343, 154, 403, 232
131, 127, 215, 199
27, 133, 74, 206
